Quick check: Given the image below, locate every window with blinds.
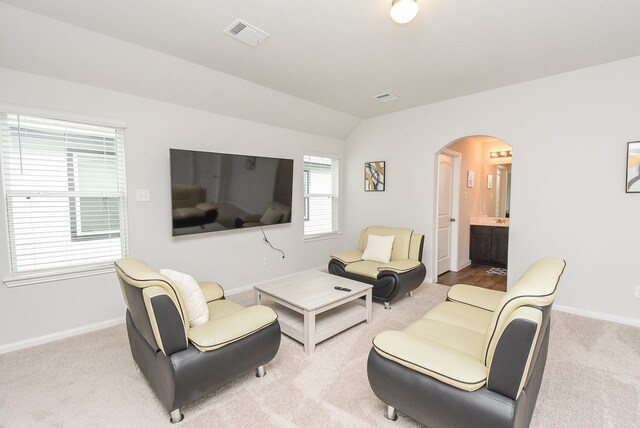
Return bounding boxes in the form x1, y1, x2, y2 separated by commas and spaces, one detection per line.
303, 154, 339, 237
0, 112, 129, 282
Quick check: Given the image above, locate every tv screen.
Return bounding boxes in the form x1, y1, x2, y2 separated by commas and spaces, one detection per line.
169, 149, 294, 237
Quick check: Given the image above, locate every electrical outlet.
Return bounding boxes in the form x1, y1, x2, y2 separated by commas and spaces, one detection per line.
280, 254, 285, 263
263, 257, 268, 266
635, 285, 640, 299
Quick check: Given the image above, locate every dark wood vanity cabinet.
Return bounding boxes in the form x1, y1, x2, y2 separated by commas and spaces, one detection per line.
470, 225, 509, 267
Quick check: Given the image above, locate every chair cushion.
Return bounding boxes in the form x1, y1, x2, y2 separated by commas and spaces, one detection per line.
423, 301, 493, 335
362, 234, 395, 263
373, 330, 488, 391
378, 259, 421, 274
188, 303, 278, 352
364, 226, 413, 261
345, 260, 382, 279
404, 318, 485, 360
160, 268, 209, 326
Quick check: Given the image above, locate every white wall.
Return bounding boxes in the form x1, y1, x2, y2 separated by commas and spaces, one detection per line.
0, 68, 346, 349
345, 56, 640, 325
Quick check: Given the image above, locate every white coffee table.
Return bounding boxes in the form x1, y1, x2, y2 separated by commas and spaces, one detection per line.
254, 270, 372, 355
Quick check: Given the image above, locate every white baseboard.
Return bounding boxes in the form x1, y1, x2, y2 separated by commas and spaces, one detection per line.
554, 304, 640, 328
226, 265, 328, 296
0, 316, 125, 355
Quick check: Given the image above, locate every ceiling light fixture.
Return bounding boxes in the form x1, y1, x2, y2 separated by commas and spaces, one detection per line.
390, 0, 419, 24
490, 150, 513, 159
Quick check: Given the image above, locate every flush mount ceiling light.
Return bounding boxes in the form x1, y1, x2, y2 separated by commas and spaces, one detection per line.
390, 0, 419, 24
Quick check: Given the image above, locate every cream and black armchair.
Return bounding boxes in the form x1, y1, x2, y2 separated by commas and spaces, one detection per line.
367, 258, 566, 428
328, 226, 426, 308
114, 258, 281, 423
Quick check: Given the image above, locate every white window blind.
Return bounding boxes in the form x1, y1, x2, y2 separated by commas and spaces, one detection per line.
0, 112, 129, 281
303, 154, 339, 237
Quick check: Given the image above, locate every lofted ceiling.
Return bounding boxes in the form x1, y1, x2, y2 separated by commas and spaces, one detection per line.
1, 0, 640, 120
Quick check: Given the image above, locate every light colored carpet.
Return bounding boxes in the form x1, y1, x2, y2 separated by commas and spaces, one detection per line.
1, 282, 639, 427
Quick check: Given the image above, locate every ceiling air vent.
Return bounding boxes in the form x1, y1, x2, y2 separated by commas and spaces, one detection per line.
224, 19, 270, 47
374, 93, 399, 103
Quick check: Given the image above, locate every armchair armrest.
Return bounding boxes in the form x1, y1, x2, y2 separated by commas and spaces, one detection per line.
199, 281, 225, 302
330, 250, 363, 264
188, 305, 278, 352
446, 284, 505, 312
372, 330, 487, 392
195, 202, 217, 212
239, 213, 261, 223
378, 259, 421, 274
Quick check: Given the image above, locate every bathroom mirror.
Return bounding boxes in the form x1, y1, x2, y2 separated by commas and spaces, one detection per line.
482, 161, 511, 218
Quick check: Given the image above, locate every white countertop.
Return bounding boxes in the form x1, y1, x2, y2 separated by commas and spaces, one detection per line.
470, 217, 510, 227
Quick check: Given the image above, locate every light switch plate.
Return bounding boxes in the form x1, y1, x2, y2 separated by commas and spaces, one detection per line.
135, 189, 150, 201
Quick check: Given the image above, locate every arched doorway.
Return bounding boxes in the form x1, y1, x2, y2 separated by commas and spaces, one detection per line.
433, 136, 513, 291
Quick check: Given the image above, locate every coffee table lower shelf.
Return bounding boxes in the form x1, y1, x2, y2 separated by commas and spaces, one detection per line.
267, 299, 367, 345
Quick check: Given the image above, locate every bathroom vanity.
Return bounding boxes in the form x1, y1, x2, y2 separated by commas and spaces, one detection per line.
469, 218, 509, 267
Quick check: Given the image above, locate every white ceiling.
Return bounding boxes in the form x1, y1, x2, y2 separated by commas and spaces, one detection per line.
2, 0, 640, 119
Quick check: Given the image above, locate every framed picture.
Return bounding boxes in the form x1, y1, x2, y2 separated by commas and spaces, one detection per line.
467, 171, 475, 188
487, 174, 493, 189
626, 141, 640, 193
365, 161, 385, 191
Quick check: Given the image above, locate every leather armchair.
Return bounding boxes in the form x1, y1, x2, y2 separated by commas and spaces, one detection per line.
171, 184, 218, 228
328, 226, 426, 308
235, 201, 292, 228
114, 258, 281, 423
367, 258, 566, 428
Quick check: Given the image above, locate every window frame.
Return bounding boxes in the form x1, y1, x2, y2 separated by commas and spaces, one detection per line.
302, 153, 341, 240
0, 105, 129, 287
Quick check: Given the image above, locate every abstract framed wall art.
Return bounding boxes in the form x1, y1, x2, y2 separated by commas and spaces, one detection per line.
626, 141, 640, 193
365, 161, 385, 191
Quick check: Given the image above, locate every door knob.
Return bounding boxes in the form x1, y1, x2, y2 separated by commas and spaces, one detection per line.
450, 218, 456, 222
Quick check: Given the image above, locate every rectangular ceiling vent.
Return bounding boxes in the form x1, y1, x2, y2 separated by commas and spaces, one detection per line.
224, 19, 270, 47
374, 93, 399, 103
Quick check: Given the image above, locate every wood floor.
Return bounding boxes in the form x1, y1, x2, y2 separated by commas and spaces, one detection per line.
437, 264, 507, 291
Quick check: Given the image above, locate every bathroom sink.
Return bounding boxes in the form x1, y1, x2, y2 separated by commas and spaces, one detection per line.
470, 217, 510, 227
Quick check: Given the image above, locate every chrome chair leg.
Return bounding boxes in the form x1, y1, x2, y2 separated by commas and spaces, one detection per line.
170, 409, 183, 423
408, 291, 414, 298
385, 405, 398, 421
256, 365, 266, 378
384, 302, 391, 310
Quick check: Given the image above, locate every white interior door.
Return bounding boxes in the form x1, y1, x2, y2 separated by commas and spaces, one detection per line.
437, 154, 454, 275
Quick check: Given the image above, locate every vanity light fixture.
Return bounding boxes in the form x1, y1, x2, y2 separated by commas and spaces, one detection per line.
490, 150, 513, 159
390, 0, 419, 24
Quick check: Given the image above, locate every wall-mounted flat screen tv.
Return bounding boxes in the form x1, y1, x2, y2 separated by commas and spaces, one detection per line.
169, 149, 294, 237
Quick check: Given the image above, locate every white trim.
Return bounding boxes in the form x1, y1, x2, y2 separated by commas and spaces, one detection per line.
303, 232, 342, 242
3, 263, 115, 288
554, 304, 640, 328
0, 102, 127, 128
0, 316, 125, 354
454, 259, 472, 272
227, 265, 329, 296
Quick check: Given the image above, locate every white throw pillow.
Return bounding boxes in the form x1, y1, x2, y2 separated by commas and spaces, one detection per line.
361, 234, 395, 263
260, 206, 283, 225
159, 268, 209, 326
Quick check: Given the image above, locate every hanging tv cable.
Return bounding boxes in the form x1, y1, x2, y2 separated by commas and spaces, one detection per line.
260, 226, 285, 259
